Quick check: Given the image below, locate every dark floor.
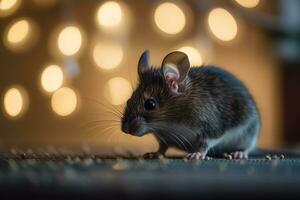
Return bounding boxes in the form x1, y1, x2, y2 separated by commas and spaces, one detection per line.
1, 153, 300, 200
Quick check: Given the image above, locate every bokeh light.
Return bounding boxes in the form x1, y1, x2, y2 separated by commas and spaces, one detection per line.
41, 65, 64, 93
3, 18, 38, 52
93, 41, 123, 70
104, 77, 132, 105
3, 86, 28, 118
178, 46, 203, 66
58, 26, 82, 56
51, 87, 78, 116
0, 0, 21, 17
6, 19, 30, 44
208, 8, 238, 42
97, 1, 122, 28
235, 0, 260, 8
0, 0, 18, 10
154, 2, 186, 35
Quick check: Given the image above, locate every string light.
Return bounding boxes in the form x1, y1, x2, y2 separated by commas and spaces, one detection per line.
104, 77, 132, 105
235, 0, 260, 8
0, 0, 21, 17
178, 46, 203, 66
57, 26, 82, 56
97, 1, 122, 28
208, 8, 238, 42
93, 41, 123, 70
51, 87, 78, 116
40, 65, 64, 93
3, 86, 28, 118
154, 2, 186, 35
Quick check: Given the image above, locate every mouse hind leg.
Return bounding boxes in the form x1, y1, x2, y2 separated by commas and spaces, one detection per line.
213, 117, 260, 159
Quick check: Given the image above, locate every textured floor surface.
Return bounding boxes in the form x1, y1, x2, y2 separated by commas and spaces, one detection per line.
1, 154, 300, 199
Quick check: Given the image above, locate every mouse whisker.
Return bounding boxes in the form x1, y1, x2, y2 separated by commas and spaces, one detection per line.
84, 119, 121, 126
87, 126, 115, 136
80, 120, 120, 133
116, 132, 125, 147
148, 122, 197, 152
151, 119, 198, 137
101, 129, 118, 139
88, 126, 118, 140
88, 119, 121, 123
154, 132, 168, 148
166, 127, 195, 151
83, 124, 119, 137
105, 103, 124, 117
107, 131, 120, 144
149, 123, 187, 151
85, 108, 122, 120
168, 133, 188, 151
112, 105, 124, 116
82, 97, 124, 118
174, 133, 194, 152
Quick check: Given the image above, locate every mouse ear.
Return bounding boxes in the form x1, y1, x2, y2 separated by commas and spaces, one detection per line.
162, 51, 190, 94
138, 50, 151, 77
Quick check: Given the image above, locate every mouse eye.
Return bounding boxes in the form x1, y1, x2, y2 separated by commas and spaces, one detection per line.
144, 98, 156, 110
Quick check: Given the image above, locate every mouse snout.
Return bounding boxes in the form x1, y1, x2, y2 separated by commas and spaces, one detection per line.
129, 118, 141, 132
122, 118, 141, 134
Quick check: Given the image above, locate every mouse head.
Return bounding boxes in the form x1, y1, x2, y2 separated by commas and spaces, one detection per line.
121, 50, 191, 136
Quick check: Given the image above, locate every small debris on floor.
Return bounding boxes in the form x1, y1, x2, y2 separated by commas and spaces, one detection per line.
265, 154, 285, 160
266, 155, 272, 160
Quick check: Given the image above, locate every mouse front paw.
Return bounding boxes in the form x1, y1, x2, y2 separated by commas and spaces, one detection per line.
143, 152, 164, 159
186, 152, 210, 160
228, 151, 248, 159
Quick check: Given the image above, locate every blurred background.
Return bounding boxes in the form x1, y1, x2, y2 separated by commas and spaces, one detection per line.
0, 0, 300, 156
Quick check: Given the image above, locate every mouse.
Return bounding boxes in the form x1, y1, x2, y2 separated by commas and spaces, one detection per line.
121, 50, 260, 160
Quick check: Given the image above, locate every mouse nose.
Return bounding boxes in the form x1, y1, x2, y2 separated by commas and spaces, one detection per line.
129, 118, 140, 133
122, 118, 140, 134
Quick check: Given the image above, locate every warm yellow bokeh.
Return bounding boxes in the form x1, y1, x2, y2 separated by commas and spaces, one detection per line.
41, 65, 64, 93
97, 1, 122, 28
0, 0, 21, 17
235, 0, 260, 8
0, 0, 18, 10
58, 26, 82, 56
178, 46, 203, 66
208, 8, 238, 42
51, 87, 78, 116
154, 2, 186, 34
7, 19, 30, 44
3, 18, 38, 52
93, 41, 123, 70
104, 77, 132, 105
3, 87, 27, 118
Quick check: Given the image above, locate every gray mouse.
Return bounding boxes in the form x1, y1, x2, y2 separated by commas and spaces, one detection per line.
121, 50, 260, 159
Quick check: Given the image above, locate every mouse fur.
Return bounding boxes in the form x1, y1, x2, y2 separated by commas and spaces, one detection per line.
121, 50, 260, 159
